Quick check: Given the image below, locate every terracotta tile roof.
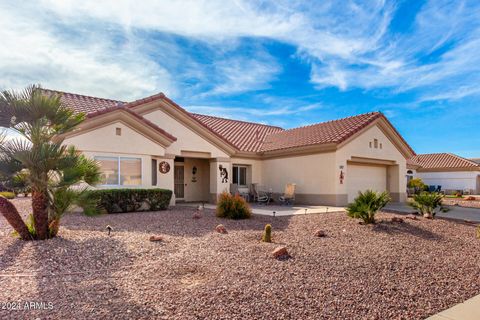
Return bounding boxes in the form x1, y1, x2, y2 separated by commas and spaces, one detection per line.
86, 106, 177, 142
260, 112, 384, 152
42, 88, 123, 114
42, 89, 414, 156
191, 114, 284, 152
410, 153, 480, 170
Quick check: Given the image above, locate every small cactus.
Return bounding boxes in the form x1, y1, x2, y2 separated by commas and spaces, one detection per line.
262, 224, 272, 243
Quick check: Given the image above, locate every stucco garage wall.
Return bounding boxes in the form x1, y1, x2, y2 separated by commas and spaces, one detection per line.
142, 109, 229, 158
416, 171, 480, 193
261, 152, 337, 205
336, 124, 407, 203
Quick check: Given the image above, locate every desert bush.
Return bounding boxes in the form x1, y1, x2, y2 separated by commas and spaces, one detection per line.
465, 196, 476, 201
0, 191, 15, 199
407, 178, 426, 194
216, 192, 251, 219
83, 188, 173, 214
347, 190, 391, 224
409, 192, 443, 218
262, 224, 272, 242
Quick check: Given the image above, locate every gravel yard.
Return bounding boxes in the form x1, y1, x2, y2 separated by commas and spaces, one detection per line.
1, 197, 480, 319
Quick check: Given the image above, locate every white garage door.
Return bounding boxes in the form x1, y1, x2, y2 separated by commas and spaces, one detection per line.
347, 163, 387, 203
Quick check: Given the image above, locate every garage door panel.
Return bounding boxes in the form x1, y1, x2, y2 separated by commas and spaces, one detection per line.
347, 164, 387, 202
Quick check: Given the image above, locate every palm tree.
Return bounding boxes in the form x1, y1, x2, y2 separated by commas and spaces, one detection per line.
0, 85, 100, 240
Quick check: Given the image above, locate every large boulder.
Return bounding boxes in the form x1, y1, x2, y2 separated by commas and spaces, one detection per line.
272, 246, 290, 260
149, 235, 163, 242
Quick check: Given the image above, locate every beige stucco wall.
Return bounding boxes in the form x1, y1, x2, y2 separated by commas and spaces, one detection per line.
153, 156, 175, 205
416, 171, 480, 193
336, 124, 407, 203
142, 109, 229, 158
210, 159, 231, 203
261, 152, 337, 204
64, 121, 165, 157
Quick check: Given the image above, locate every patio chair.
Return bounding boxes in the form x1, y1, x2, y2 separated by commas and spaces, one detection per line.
428, 185, 436, 192
249, 183, 259, 202
435, 185, 442, 193
230, 184, 238, 195
237, 186, 250, 202
279, 183, 296, 205
255, 185, 271, 205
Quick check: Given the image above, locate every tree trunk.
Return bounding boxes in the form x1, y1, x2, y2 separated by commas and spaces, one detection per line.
0, 197, 32, 240
32, 190, 49, 240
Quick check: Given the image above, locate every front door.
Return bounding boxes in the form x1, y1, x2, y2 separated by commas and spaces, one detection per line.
174, 165, 185, 200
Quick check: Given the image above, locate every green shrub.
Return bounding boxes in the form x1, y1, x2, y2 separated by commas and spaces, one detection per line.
216, 192, 251, 219
83, 188, 172, 214
407, 178, 426, 194
0, 191, 15, 199
347, 190, 391, 224
262, 224, 272, 242
409, 192, 443, 218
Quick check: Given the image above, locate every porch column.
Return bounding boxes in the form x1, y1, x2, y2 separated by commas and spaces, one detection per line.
387, 164, 406, 202
209, 158, 231, 203
156, 154, 175, 206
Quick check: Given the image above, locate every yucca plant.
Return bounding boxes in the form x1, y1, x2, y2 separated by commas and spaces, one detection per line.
347, 190, 391, 224
409, 192, 443, 219
0, 85, 101, 240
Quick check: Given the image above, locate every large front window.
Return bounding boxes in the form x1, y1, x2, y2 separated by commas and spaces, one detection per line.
232, 165, 247, 186
95, 157, 142, 186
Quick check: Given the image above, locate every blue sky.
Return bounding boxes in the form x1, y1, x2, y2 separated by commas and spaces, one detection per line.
0, 0, 479, 157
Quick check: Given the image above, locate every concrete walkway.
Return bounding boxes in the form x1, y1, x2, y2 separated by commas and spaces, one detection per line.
426, 294, 480, 320
177, 202, 345, 216
384, 202, 480, 223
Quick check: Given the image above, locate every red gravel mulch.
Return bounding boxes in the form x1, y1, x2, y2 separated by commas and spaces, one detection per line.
0, 198, 479, 319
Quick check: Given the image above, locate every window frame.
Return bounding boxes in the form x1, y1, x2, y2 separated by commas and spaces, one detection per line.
95, 156, 143, 187
232, 165, 248, 186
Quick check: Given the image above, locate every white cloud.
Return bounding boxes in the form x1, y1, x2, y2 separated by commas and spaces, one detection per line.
0, 2, 175, 100
2, 0, 480, 104
205, 56, 281, 96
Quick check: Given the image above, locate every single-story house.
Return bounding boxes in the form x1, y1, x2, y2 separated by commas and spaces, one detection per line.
407, 153, 480, 194
47, 89, 416, 206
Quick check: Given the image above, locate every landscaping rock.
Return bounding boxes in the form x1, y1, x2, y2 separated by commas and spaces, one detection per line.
314, 229, 326, 237
391, 217, 404, 223
272, 246, 290, 259
149, 235, 163, 242
215, 224, 227, 234
192, 211, 202, 219
406, 214, 418, 220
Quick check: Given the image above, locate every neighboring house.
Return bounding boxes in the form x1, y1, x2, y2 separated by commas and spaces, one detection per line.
47, 89, 416, 206
407, 153, 480, 194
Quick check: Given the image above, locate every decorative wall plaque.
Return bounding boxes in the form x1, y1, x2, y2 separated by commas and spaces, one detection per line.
159, 161, 170, 174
